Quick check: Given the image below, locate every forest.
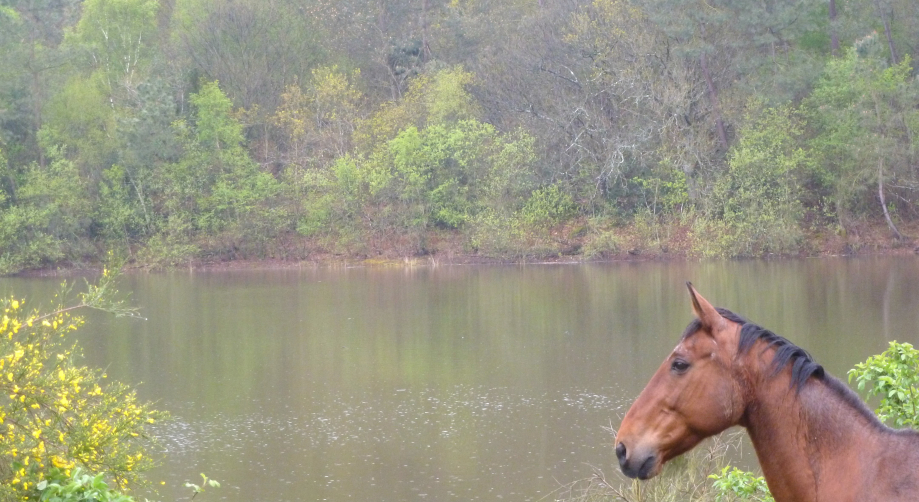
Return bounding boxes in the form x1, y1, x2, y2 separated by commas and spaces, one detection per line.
1, 0, 918, 272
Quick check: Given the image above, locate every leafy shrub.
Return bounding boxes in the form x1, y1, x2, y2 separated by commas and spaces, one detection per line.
521, 184, 576, 229
693, 105, 808, 258
35, 469, 220, 502
37, 468, 134, 502
466, 209, 526, 257
582, 229, 622, 259
848, 341, 919, 427
0, 152, 88, 274
709, 467, 774, 502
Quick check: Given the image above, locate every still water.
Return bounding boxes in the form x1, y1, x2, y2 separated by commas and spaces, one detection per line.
3, 258, 919, 501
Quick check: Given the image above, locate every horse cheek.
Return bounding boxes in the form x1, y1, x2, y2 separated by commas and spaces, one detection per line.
696, 380, 739, 435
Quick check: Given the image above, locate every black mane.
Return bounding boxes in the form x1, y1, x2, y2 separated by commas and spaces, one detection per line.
682, 307, 824, 390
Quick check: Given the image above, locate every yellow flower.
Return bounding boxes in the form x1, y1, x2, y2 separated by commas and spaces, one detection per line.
11, 300, 19, 310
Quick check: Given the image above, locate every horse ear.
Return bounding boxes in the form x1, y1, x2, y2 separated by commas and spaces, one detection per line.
686, 282, 725, 331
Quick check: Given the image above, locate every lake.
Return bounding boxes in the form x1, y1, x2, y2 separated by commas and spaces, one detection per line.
2, 257, 918, 501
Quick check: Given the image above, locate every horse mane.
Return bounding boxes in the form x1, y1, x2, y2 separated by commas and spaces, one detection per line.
682, 307, 900, 433
723, 308, 826, 390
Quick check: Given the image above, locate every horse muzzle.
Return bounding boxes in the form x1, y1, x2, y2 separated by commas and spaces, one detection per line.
616, 441, 660, 480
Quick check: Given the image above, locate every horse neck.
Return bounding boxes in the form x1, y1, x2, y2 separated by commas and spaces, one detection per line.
739, 359, 879, 502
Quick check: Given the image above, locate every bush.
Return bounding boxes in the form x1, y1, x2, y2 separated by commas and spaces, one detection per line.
693, 105, 808, 258
0, 270, 165, 500
709, 467, 773, 502
521, 184, 576, 229
466, 208, 526, 257
848, 341, 919, 428
36, 468, 134, 502
582, 229, 622, 259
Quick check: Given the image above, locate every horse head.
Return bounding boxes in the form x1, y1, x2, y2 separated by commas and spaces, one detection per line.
614, 283, 747, 479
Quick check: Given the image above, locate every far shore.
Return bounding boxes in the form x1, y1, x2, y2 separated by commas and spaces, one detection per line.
10, 219, 919, 278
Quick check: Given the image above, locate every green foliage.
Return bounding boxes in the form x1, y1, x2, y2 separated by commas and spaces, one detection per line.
273, 66, 363, 168
693, 105, 809, 258
96, 165, 146, 248
848, 341, 919, 428
805, 39, 919, 227
146, 81, 285, 260
466, 208, 527, 257
354, 66, 480, 150
633, 164, 690, 217
65, 0, 159, 96
423, 66, 480, 125
0, 202, 61, 275
184, 472, 221, 498
521, 184, 576, 229
708, 467, 774, 502
37, 468, 134, 502
38, 74, 117, 180
35, 468, 221, 502
0, 151, 90, 274
0, 6, 19, 21
311, 78, 544, 255
582, 229, 622, 259
189, 81, 245, 152
4, 0, 919, 265
171, 0, 326, 112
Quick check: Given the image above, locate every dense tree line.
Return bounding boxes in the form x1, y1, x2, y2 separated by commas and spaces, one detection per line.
0, 0, 918, 272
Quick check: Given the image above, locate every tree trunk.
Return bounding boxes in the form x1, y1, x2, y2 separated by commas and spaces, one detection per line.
420, 0, 432, 62
871, 90, 903, 240
873, 0, 899, 63
829, 0, 840, 56
699, 52, 729, 152
878, 156, 904, 240
882, 15, 898, 64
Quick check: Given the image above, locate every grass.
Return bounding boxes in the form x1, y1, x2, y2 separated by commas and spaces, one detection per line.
552, 431, 753, 502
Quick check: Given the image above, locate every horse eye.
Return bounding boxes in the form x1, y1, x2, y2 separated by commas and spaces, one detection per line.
671, 359, 690, 374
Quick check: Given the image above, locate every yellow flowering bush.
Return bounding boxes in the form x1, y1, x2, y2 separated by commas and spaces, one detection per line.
0, 290, 166, 501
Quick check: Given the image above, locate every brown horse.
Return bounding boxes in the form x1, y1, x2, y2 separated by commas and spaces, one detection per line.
615, 283, 919, 502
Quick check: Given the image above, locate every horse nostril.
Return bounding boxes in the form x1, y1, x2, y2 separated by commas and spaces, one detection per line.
615, 442, 627, 463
